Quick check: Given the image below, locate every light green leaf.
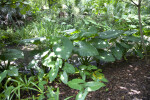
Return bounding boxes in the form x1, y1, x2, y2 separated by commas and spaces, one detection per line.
60, 71, 68, 84
49, 66, 59, 82
85, 81, 105, 91
0, 70, 7, 83
8, 66, 18, 76
75, 90, 89, 100
99, 30, 123, 39
68, 79, 85, 90
38, 81, 47, 91
38, 93, 45, 100
79, 71, 86, 80
53, 37, 73, 59
63, 63, 75, 74
101, 77, 109, 83
74, 41, 99, 57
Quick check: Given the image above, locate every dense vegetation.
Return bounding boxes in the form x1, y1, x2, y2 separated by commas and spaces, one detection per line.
0, 0, 150, 99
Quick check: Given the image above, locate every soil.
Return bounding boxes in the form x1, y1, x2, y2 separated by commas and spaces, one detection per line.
58, 58, 150, 100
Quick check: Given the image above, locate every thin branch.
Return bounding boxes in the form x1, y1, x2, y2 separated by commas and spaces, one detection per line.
131, 0, 138, 6
122, 0, 135, 6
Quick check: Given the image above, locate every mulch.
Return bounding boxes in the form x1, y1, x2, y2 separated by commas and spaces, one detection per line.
58, 57, 150, 100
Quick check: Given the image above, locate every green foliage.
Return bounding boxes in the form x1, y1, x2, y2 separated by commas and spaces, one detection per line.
0, 0, 150, 99
99, 30, 123, 39
0, 49, 24, 61
74, 41, 99, 57
0, 0, 32, 29
63, 62, 75, 74
53, 37, 73, 59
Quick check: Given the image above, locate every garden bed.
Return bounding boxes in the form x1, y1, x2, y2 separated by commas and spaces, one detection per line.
58, 58, 150, 100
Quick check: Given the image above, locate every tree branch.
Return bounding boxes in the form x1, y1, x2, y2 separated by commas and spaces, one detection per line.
131, 0, 138, 6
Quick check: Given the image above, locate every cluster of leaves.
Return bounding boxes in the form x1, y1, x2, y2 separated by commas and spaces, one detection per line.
0, 0, 149, 99
0, 13, 148, 98
8, 21, 146, 99
0, 0, 32, 29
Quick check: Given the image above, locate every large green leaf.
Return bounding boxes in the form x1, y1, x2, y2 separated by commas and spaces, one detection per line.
0, 49, 24, 61
111, 46, 123, 60
0, 70, 7, 83
63, 62, 75, 74
90, 38, 110, 49
74, 41, 99, 57
99, 30, 123, 39
123, 30, 138, 35
85, 81, 105, 91
53, 37, 73, 59
48, 58, 61, 82
60, 71, 68, 84
8, 66, 18, 76
96, 51, 115, 62
122, 36, 141, 42
68, 79, 85, 90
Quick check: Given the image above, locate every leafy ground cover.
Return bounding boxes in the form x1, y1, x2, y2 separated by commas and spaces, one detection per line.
0, 0, 150, 99
5, 46, 150, 99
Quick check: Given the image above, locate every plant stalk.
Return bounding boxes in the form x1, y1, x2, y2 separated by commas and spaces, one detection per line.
137, 0, 148, 62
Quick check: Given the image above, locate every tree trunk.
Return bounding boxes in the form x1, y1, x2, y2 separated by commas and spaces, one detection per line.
137, 0, 148, 62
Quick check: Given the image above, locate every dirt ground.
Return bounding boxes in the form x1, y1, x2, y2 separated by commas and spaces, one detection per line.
58, 57, 150, 100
